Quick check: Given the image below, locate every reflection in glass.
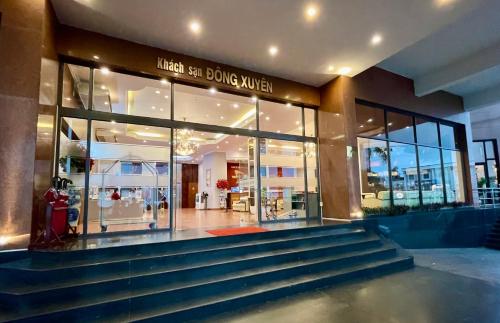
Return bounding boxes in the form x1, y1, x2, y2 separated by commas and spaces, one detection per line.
387, 112, 414, 143
304, 108, 316, 137
487, 160, 498, 187
259, 101, 302, 135
58, 117, 88, 234
305, 142, 320, 217
88, 121, 171, 233
62, 64, 90, 109
442, 150, 465, 202
416, 118, 439, 147
473, 142, 485, 164
260, 139, 306, 219
356, 104, 386, 138
475, 164, 486, 188
440, 124, 457, 149
93, 69, 171, 118
485, 141, 495, 159
358, 138, 390, 208
174, 84, 256, 129
389, 143, 419, 206
418, 146, 444, 204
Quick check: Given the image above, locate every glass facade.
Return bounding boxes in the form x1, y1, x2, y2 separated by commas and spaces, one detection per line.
357, 102, 467, 209
473, 139, 499, 188
57, 63, 320, 235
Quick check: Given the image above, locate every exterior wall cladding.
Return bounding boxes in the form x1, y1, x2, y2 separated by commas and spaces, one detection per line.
0, 0, 472, 250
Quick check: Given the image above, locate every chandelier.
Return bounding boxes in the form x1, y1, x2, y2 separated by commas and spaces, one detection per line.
175, 128, 199, 156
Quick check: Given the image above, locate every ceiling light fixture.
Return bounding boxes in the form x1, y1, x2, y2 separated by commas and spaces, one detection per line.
165, 95, 169, 99
93, 55, 100, 60
233, 103, 239, 109
251, 96, 257, 102
286, 103, 292, 108
338, 67, 352, 75
269, 46, 279, 57
371, 33, 383, 46
155, 90, 160, 94
160, 79, 168, 85
189, 20, 202, 34
209, 87, 217, 94
305, 4, 319, 20
100, 67, 110, 75
328, 65, 334, 72
152, 106, 156, 110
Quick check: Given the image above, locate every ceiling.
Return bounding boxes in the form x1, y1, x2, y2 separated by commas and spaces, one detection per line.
379, 0, 500, 112
51, 0, 485, 87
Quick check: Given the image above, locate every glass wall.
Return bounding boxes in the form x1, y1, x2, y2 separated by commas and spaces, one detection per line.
356, 102, 467, 209
88, 121, 171, 233
260, 139, 307, 219
473, 140, 499, 188
57, 63, 320, 234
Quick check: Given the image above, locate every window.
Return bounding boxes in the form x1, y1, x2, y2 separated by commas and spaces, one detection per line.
418, 146, 444, 204
440, 124, 458, 149
93, 69, 171, 118
356, 104, 386, 138
62, 64, 90, 109
304, 108, 316, 137
389, 142, 419, 206
416, 118, 439, 147
174, 83, 255, 129
442, 150, 465, 202
121, 162, 142, 175
357, 138, 390, 208
473, 139, 499, 188
387, 112, 414, 143
259, 100, 302, 135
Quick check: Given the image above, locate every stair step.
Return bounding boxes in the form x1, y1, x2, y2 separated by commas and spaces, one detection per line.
5, 246, 403, 322
130, 255, 413, 323
0, 233, 378, 295
1, 227, 365, 272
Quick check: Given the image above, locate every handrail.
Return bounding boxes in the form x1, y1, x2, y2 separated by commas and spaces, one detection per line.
474, 187, 500, 208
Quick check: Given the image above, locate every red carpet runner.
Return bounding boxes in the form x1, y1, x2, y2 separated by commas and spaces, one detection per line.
206, 226, 269, 236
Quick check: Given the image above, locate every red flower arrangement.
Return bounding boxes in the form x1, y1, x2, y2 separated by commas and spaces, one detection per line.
216, 179, 229, 190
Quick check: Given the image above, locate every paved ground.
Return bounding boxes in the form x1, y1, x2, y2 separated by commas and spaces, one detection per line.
207, 248, 500, 323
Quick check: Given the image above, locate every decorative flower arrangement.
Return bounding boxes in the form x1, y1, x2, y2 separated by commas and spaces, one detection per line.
216, 179, 229, 190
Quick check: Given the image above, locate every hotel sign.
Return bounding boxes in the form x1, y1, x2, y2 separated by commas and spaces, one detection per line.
157, 57, 273, 94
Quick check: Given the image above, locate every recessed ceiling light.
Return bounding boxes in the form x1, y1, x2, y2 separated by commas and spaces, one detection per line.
189, 20, 202, 34
93, 55, 100, 60
367, 118, 373, 123
155, 90, 160, 94
251, 96, 258, 102
295, 121, 300, 125
220, 116, 224, 120
328, 65, 334, 72
100, 85, 106, 90
359, 125, 364, 128
209, 87, 217, 94
233, 103, 239, 109
216, 103, 221, 107
164, 95, 169, 99
371, 33, 383, 46
100, 67, 110, 75
338, 67, 352, 75
269, 46, 279, 57
286, 103, 292, 108
152, 106, 156, 110
160, 79, 167, 85
305, 4, 319, 20
388, 122, 393, 126
265, 116, 270, 121
104, 102, 109, 105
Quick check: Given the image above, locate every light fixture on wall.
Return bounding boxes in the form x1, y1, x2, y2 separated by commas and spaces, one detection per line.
175, 121, 199, 156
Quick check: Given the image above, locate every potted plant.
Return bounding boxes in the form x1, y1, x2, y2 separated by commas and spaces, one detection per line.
216, 179, 230, 209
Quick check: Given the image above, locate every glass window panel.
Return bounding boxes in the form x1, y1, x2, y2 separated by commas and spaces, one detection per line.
387, 112, 414, 143
475, 164, 486, 188
174, 84, 256, 129
260, 139, 306, 220
442, 150, 466, 203
93, 68, 171, 118
88, 121, 171, 233
62, 64, 90, 109
487, 160, 498, 187
415, 118, 439, 147
485, 141, 495, 159
440, 124, 458, 149
473, 142, 485, 163
357, 138, 390, 208
259, 101, 302, 135
58, 117, 88, 234
304, 108, 316, 137
418, 146, 444, 204
356, 104, 386, 138
389, 142, 420, 207
305, 142, 320, 218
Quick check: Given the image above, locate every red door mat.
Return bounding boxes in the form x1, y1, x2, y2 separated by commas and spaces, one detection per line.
206, 227, 269, 236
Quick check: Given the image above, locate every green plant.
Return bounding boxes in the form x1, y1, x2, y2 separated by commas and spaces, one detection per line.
362, 205, 409, 217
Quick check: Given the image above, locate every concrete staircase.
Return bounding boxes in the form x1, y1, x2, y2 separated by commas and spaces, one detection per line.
0, 224, 413, 322
485, 216, 500, 250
